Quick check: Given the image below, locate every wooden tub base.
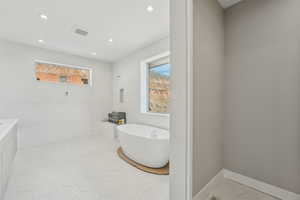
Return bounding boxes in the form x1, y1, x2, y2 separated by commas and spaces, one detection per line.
117, 147, 169, 175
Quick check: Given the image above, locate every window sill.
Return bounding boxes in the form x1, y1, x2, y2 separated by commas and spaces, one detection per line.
141, 112, 170, 117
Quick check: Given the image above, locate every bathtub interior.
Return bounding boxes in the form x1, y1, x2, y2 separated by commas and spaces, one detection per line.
117, 124, 169, 140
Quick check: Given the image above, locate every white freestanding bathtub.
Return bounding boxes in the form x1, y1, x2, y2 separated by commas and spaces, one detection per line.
117, 124, 169, 168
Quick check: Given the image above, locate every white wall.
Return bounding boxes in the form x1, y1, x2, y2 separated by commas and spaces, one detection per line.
193, 0, 224, 196
224, 0, 300, 194
0, 40, 113, 148
112, 38, 170, 129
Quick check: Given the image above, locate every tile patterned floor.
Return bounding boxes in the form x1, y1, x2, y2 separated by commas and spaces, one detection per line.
4, 134, 169, 200
4, 133, 280, 200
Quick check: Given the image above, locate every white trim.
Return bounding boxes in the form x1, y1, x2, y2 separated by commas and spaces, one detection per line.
141, 51, 170, 65
186, 0, 193, 199
193, 169, 300, 200
224, 170, 300, 200
140, 51, 170, 115
170, 0, 193, 199
34, 59, 93, 86
141, 112, 170, 117
193, 170, 225, 200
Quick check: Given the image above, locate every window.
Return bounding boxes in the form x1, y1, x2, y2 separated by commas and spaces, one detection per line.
141, 52, 170, 115
35, 61, 92, 86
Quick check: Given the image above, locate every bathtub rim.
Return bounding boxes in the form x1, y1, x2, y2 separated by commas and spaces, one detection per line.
117, 123, 169, 140
0, 119, 18, 141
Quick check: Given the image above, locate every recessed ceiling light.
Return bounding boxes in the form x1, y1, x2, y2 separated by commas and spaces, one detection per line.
40, 14, 48, 20
38, 39, 44, 43
147, 5, 154, 13
91, 52, 97, 56
108, 38, 113, 43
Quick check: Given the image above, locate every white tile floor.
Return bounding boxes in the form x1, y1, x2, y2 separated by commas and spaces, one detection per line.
4, 134, 169, 200
4, 133, 279, 200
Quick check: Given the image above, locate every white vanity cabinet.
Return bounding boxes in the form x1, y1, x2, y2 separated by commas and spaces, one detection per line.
0, 120, 18, 200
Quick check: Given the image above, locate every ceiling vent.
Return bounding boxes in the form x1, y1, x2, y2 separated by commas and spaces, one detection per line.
74, 28, 88, 36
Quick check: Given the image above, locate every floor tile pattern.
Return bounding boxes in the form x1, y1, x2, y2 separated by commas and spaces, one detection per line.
4, 134, 169, 200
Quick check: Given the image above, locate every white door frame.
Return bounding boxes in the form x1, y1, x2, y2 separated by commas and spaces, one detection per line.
170, 0, 193, 200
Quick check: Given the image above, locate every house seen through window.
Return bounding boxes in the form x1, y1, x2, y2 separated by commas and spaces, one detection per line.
35, 61, 91, 86
148, 56, 170, 113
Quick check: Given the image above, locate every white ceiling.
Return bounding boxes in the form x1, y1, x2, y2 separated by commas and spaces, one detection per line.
218, 0, 243, 9
0, 0, 169, 62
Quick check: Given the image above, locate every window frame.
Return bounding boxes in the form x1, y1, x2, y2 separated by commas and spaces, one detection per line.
140, 51, 170, 117
34, 60, 93, 87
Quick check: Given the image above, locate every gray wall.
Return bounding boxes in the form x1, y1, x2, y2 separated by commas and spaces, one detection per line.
0, 40, 113, 148
193, 0, 224, 196
224, 0, 300, 193
112, 38, 170, 129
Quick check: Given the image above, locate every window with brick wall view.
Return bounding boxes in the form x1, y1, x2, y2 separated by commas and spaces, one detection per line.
148, 57, 170, 113
35, 62, 91, 86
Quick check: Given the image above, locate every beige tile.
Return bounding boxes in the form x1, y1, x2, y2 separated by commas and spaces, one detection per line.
208, 179, 248, 200
198, 178, 278, 200
235, 187, 279, 200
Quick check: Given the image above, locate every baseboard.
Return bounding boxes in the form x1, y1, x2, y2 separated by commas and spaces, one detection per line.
193, 169, 224, 200
223, 169, 300, 200
193, 169, 300, 200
